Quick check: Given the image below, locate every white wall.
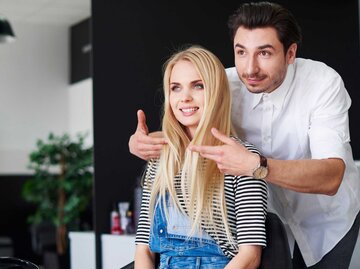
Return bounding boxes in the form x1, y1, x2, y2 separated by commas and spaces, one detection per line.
0, 21, 93, 174
68, 78, 93, 146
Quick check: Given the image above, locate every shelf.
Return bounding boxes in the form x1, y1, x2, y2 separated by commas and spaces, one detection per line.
101, 234, 136, 269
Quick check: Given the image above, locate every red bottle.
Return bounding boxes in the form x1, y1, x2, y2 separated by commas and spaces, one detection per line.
111, 203, 124, 235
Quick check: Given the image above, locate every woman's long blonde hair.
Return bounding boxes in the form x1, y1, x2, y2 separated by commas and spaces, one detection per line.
149, 45, 234, 242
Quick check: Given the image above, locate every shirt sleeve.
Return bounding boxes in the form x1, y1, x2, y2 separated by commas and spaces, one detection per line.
232, 140, 268, 246
308, 74, 351, 162
135, 159, 157, 245
231, 136, 261, 155
234, 175, 268, 247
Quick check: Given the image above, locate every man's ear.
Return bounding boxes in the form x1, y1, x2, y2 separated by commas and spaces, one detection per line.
286, 43, 297, 64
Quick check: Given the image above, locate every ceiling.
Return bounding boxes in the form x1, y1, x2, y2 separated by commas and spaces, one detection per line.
0, 0, 90, 26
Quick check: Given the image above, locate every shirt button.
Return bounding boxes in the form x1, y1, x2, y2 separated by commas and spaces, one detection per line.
159, 229, 163, 234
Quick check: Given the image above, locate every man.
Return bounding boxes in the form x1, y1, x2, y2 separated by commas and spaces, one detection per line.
129, 2, 360, 268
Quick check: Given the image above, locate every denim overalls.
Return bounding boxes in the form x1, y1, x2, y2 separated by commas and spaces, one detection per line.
149, 197, 231, 269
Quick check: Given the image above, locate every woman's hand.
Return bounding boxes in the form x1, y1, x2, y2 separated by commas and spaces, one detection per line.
224, 245, 261, 269
134, 244, 156, 269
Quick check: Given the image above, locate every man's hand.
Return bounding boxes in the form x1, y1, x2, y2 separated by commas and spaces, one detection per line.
188, 128, 259, 176
128, 110, 166, 160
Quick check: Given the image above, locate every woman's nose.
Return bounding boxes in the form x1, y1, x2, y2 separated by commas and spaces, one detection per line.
180, 89, 193, 102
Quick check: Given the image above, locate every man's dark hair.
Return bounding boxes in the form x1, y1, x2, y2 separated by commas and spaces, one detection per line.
228, 2, 302, 52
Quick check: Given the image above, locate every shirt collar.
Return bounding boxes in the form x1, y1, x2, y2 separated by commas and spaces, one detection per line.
251, 63, 295, 110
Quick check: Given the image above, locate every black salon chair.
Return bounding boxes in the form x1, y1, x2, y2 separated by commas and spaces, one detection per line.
120, 261, 134, 269
0, 257, 39, 269
259, 212, 292, 269
120, 212, 292, 269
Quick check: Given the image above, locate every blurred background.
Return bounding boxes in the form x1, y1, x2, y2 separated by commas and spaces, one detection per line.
0, 0, 359, 268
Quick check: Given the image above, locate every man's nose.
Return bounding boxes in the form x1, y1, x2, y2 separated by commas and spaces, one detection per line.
245, 56, 260, 76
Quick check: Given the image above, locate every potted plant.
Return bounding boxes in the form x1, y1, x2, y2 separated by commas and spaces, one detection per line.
22, 133, 93, 258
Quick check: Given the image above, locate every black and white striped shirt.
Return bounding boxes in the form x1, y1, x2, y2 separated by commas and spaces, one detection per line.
135, 139, 268, 258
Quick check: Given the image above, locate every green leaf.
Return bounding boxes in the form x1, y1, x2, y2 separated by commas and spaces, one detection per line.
21, 132, 93, 230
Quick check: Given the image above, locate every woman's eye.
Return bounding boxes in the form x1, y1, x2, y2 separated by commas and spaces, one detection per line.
171, 85, 180, 91
194, 83, 204, 89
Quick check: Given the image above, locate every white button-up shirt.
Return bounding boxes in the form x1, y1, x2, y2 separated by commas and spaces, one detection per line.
227, 58, 360, 266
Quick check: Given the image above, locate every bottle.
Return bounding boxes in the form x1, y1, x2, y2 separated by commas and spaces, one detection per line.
125, 210, 135, 234
118, 202, 130, 234
111, 203, 124, 235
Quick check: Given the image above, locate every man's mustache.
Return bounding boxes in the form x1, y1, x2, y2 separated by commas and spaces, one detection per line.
241, 73, 267, 80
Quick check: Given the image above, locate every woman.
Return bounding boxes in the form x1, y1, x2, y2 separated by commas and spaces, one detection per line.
134, 46, 267, 269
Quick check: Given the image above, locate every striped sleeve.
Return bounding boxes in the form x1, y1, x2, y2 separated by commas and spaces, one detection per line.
234, 175, 268, 246
135, 159, 158, 245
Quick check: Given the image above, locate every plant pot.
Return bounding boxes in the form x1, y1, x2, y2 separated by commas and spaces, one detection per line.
43, 250, 69, 269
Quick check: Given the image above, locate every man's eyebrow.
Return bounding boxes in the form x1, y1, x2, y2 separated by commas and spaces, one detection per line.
258, 44, 275, 50
234, 43, 275, 50
234, 43, 245, 49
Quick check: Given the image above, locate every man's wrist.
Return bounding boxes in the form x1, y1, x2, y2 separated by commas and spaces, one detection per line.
252, 154, 268, 179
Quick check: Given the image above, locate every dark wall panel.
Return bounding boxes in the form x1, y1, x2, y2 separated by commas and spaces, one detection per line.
92, 1, 360, 267
70, 18, 92, 84
91, 2, 240, 267
0, 176, 39, 264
